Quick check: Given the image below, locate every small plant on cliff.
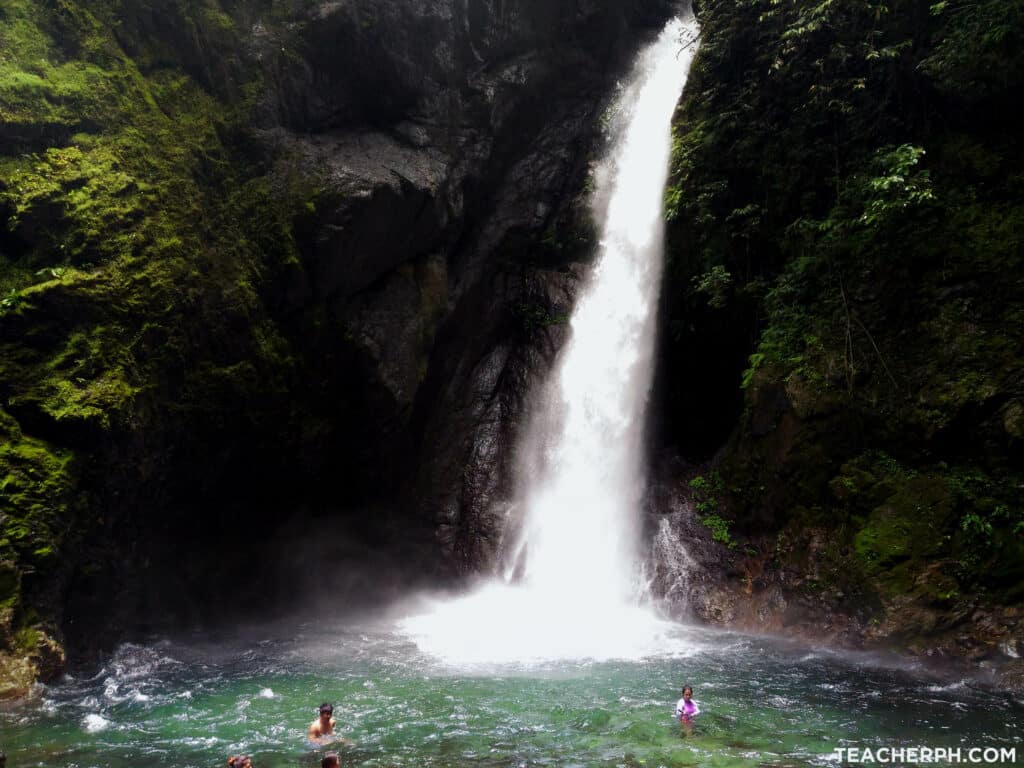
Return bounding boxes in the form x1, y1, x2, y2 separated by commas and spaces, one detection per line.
702, 513, 736, 548
693, 265, 733, 309
960, 512, 993, 540
741, 352, 765, 389
690, 473, 736, 548
1, 290, 23, 310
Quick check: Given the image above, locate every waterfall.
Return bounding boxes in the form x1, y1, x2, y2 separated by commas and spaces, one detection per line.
402, 14, 700, 664
508, 14, 698, 603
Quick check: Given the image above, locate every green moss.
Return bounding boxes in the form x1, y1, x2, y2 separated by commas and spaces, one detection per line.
828, 452, 1024, 600
201, 8, 235, 33
13, 625, 39, 654
0, 0, 133, 143
0, 0, 309, 683
0, 415, 76, 570
41, 327, 138, 425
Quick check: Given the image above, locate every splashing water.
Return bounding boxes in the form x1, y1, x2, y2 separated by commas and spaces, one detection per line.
402, 15, 700, 664
648, 516, 700, 611
5, 623, 1019, 767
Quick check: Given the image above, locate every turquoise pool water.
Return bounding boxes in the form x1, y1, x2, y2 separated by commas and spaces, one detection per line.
1, 617, 1020, 767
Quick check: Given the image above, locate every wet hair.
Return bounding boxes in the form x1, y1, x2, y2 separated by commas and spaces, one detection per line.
227, 757, 251, 768
682, 685, 693, 696
319, 702, 334, 715
322, 754, 341, 768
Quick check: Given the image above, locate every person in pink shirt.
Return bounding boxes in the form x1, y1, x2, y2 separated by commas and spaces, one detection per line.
675, 685, 701, 733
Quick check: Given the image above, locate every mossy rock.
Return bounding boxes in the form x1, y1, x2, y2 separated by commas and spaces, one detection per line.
854, 474, 955, 591
829, 453, 913, 512
0, 428, 76, 570
0, 624, 65, 696
0, 649, 36, 698
0, 0, 314, 694
828, 466, 876, 502
12, 321, 141, 429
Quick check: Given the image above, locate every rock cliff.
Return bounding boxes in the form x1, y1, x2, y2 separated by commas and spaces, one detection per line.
0, 0, 673, 694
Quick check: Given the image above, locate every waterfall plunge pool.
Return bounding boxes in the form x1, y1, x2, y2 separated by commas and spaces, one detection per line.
2, 615, 1020, 767
4, 13, 1020, 767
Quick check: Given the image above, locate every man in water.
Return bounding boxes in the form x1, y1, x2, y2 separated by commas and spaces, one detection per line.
675, 685, 701, 733
322, 754, 341, 768
309, 702, 337, 742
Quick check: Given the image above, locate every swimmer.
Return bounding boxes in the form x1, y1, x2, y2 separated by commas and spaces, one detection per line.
309, 702, 337, 742
309, 702, 353, 745
227, 756, 253, 768
322, 754, 341, 768
675, 685, 701, 733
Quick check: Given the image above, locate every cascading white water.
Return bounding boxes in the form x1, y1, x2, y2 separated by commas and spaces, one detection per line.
401, 14, 700, 664
511, 15, 698, 603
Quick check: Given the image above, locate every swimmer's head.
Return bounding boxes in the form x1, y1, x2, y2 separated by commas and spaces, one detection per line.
682, 686, 693, 698
322, 753, 340, 768
319, 702, 334, 717
227, 756, 252, 768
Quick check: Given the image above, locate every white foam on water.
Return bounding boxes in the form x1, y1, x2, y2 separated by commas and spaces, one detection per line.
926, 680, 968, 693
401, 583, 682, 665
83, 713, 111, 733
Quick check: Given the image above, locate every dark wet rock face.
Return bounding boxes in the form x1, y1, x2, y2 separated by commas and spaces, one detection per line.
280, 131, 455, 300
250, 0, 678, 576
278, 0, 679, 581
415, 267, 581, 573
